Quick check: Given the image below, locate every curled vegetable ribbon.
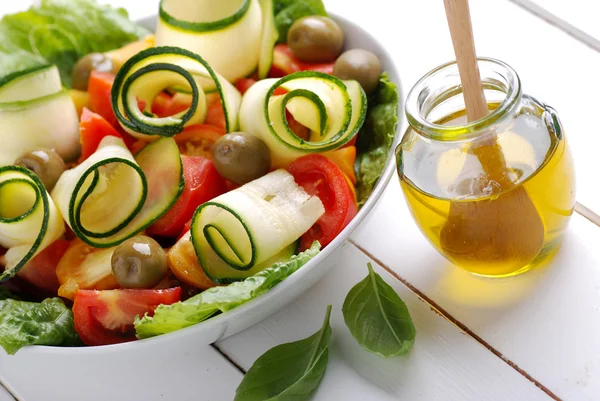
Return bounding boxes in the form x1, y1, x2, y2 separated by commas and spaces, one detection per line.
0, 166, 65, 281
111, 46, 242, 139
239, 71, 367, 167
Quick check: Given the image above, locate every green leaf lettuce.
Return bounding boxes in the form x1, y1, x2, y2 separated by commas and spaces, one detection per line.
0, 0, 148, 87
355, 74, 400, 206
134, 242, 322, 339
0, 297, 81, 355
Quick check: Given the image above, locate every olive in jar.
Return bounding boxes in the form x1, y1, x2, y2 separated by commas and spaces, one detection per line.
333, 49, 382, 94
72, 53, 116, 91
287, 16, 344, 63
111, 236, 168, 289
212, 132, 271, 185
14, 148, 65, 191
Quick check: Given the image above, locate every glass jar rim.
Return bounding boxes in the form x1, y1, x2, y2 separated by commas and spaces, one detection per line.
404, 58, 522, 141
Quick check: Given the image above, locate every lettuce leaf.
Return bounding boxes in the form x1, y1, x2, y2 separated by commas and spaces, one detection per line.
0, 297, 81, 355
355, 74, 400, 206
134, 242, 321, 339
273, 0, 328, 43
0, 0, 148, 87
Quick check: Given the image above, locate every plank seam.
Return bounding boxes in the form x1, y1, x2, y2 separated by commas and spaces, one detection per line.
507, 0, 600, 53
211, 343, 248, 375
348, 239, 562, 401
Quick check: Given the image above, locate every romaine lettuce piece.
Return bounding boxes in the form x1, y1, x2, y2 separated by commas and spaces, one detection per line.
134, 242, 321, 339
0, 0, 148, 87
0, 297, 81, 355
355, 74, 399, 206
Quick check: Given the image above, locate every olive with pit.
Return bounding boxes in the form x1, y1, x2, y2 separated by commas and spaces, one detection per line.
15, 148, 65, 191
333, 49, 382, 95
212, 132, 271, 185
111, 236, 168, 289
288, 16, 344, 63
72, 53, 116, 91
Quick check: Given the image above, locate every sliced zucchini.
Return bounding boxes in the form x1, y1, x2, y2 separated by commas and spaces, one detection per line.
156, 0, 263, 82
191, 169, 324, 283
0, 90, 80, 165
239, 71, 368, 167
111, 46, 242, 139
0, 65, 62, 102
258, 0, 278, 79
0, 166, 65, 281
51, 136, 184, 248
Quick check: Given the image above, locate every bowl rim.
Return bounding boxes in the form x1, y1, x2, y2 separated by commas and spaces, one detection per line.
13, 12, 404, 356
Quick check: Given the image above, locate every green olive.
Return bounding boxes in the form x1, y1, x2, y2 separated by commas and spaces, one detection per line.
212, 132, 271, 185
111, 236, 168, 289
333, 49, 382, 94
288, 16, 344, 63
14, 148, 65, 191
72, 53, 115, 91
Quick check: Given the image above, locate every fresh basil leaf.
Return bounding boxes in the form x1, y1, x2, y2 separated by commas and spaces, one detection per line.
134, 242, 322, 339
0, 297, 81, 355
235, 305, 332, 401
0, 0, 148, 87
342, 263, 415, 358
355, 74, 400, 206
273, 0, 328, 43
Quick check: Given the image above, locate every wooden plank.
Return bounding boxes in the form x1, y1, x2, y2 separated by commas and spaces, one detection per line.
352, 173, 600, 401
0, 345, 243, 401
217, 244, 553, 401
509, 0, 600, 47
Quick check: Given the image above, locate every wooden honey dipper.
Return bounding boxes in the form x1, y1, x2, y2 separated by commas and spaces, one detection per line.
440, 0, 545, 275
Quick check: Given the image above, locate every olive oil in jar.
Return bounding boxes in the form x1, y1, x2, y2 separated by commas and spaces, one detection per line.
400, 108, 575, 277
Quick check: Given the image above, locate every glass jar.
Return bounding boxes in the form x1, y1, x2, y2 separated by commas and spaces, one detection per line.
397, 58, 576, 277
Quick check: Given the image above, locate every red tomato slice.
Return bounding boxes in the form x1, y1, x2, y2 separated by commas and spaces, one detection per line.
206, 101, 227, 130
79, 108, 123, 162
174, 124, 225, 159
88, 71, 118, 127
288, 154, 358, 251
323, 146, 357, 185
151, 92, 193, 118
147, 155, 227, 238
16, 240, 70, 294
235, 78, 257, 95
269, 44, 335, 78
73, 288, 182, 346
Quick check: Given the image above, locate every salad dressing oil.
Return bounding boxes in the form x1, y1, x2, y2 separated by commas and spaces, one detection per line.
399, 106, 575, 277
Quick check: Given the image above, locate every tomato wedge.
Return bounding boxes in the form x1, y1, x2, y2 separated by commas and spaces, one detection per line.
235, 78, 257, 95
167, 232, 217, 290
16, 240, 70, 294
56, 239, 119, 300
88, 71, 118, 127
288, 154, 358, 251
79, 108, 123, 162
151, 92, 192, 117
175, 124, 225, 159
269, 44, 335, 78
323, 146, 357, 185
147, 155, 227, 238
73, 288, 182, 346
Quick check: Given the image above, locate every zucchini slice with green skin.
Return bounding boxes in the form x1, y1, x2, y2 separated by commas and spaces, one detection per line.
239, 71, 368, 167
156, 0, 263, 83
111, 46, 242, 139
51, 136, 184, 248
191, 169, 324, 283
0, 166, 65, 282
258, 0, 278, 79
0, 66, 80, 165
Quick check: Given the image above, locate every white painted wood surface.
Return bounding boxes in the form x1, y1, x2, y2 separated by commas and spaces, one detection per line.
0, 386, 14, 401
217, 244, 553, 401
1, 0, 600, 400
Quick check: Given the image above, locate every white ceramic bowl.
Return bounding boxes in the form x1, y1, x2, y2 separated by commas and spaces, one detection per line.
0, 14, 403, 401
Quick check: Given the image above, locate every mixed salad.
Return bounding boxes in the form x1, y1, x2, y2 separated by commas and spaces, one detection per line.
0, 0, 398, 353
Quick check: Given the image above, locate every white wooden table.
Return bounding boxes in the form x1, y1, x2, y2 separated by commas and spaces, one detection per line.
2, 1, 600, 400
